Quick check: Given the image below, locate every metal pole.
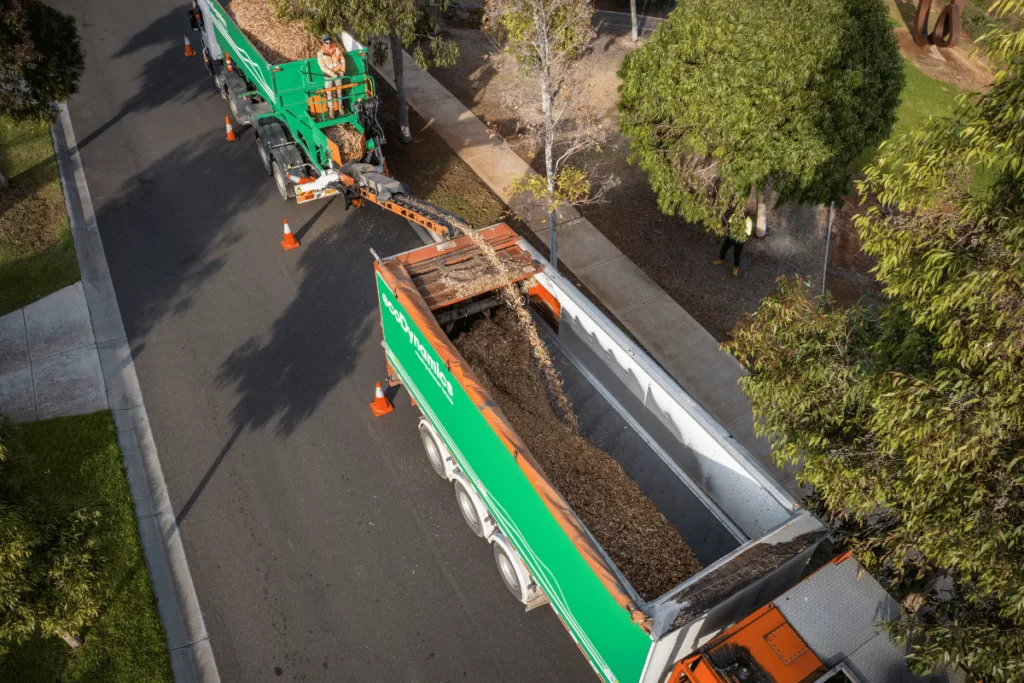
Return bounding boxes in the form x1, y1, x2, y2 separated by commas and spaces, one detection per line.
822, 202, 834, 296
630, 0, 639, 41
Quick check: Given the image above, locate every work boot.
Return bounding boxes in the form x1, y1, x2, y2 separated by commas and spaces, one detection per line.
731, 266, 740, 277
712, 258, 725, 266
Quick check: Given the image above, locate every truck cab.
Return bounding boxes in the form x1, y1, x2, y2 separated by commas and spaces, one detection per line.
666, 554, 963, 683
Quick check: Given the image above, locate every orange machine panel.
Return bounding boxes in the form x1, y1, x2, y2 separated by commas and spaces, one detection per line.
668, 603, 825, 683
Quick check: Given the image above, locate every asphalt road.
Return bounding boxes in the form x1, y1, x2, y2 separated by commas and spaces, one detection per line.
51, 0, 598, 680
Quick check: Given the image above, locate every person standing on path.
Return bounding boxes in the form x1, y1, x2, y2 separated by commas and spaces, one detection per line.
713, 216, 753, 277
318, 35, 346, 116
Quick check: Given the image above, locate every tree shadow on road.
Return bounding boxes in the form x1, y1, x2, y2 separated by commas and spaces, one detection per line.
214, 221, 386, 438
76, 8, 217, 152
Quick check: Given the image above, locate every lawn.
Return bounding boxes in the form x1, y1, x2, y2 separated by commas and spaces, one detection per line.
854, 58, 961, 171
0, 115, 80, 316
0, 411, 173, 683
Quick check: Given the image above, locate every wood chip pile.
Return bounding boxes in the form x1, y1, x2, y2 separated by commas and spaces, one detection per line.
224, 0, 317, 64
454, 309, 703, 600
325, 124, 365, 161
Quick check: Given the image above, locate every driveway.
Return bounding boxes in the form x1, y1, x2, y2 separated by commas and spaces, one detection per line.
50, 0, 597, 680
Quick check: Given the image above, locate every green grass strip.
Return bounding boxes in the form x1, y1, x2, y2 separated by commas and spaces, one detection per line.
0, 411, 173, 683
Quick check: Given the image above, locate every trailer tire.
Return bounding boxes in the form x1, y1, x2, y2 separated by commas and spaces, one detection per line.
419, 422, 449, 479
272, 161, 294, 200
454, 479, 485, 538
493, 542, 526, 603
256, 138, 273, 176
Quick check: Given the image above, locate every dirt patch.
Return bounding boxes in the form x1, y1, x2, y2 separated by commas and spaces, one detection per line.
323, 124, 365, 162
454, 309, 703, 600
224, 0, 317, 64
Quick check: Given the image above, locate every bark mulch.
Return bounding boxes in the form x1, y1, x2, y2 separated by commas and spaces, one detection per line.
224, 0, 317, 64
453, 309, 702, 601
324, 124, 365, 162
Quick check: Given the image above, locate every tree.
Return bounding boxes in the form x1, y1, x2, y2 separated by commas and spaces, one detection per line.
728, 3, 1024, 679
0, 0, 84, 122
486, 0, 613, 269
617, 0, 903, 239
278, 0, 457, 142
0, 418, 104, 652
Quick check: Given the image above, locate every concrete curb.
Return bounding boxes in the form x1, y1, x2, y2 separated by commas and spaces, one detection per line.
51, 104, 220, 683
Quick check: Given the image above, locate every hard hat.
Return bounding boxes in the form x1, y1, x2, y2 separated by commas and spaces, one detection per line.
321, 34, 333, 44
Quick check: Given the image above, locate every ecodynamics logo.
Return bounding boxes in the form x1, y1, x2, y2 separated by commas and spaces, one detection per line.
383, 292, 455, 404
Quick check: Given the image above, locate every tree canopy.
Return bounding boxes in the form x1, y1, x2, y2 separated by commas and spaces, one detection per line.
617, 0, 903, 238
729, 2, 1024, 679
0, 0, 83, 122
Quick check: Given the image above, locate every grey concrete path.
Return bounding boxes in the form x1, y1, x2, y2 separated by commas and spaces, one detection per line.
0, 282, 108, 422
373, 52, 801, 497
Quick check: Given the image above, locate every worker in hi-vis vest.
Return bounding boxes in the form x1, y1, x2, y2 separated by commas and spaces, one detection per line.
318, 35, 346, 115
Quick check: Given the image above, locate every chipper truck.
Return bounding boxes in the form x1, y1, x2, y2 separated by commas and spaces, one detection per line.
187, 0, 469, 241
372, 226, 965, 683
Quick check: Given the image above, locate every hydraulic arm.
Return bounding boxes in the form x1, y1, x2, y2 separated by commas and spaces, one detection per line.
293, 162, 472, 241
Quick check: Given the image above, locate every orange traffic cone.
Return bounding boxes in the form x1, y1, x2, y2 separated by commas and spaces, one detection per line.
370, 382, 394, 417
281, 220, 300, 251
224, 116, 236, 142
225, 52, 234, 73
184, 34, 196, 57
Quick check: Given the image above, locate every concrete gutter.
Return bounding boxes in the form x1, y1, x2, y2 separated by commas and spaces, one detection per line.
51, 104, 220, 683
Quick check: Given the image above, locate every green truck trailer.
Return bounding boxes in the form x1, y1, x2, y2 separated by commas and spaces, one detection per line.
374, 225, 829, 683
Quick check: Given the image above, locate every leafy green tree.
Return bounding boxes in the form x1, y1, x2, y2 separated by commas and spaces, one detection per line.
617, 0, 903, 239
0, 418, 103, 652
728, 3, 1024, 679
278, 0, 457, 142
0, 0, 84, 122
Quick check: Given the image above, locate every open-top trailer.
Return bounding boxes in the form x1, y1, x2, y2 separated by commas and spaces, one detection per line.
373, 224, 830, 683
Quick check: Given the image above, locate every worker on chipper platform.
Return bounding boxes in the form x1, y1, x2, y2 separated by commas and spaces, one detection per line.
318, 35, 346, 116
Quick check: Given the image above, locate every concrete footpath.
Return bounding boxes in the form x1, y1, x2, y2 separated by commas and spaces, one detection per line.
0, 283, 108, 422
373, 52, 802, 497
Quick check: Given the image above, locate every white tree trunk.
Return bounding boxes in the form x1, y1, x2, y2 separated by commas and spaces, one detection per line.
630, 0, 639, 41
755, 190, 768, 238
390, 33, 412, 143
538, 15, 559, 270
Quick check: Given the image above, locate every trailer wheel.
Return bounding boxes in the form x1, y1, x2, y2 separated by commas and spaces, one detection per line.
271, 161, 294, 200
493, 543, 525, 602
418, 422, 449, 479
256, 138, 273, 176
454, 479, 485, 538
